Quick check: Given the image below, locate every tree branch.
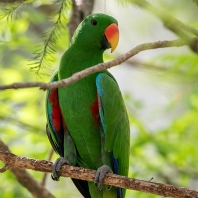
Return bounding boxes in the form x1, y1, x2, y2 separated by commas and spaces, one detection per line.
0, 151, 198, 198
131, 0, 198, 37
0, 38, 192, 91
0, 140, 55, 198
129, 1, 198, 53
68, 0, 94, 40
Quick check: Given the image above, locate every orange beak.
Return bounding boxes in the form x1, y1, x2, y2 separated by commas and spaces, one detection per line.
104, 23, 119, 53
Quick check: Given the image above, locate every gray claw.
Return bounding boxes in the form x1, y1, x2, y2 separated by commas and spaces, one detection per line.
94, 165, 112, 190
51, 174, 58, 181
52, 157, 70, 181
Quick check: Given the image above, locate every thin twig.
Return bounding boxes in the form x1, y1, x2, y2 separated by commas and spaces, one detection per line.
0, 38, 191, 91
126, 59, 168, 72
0, 151, 198, 198
131, 0, 198, 37
0, 114, 42, 132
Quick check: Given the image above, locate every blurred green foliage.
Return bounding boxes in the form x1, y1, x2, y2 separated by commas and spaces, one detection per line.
1, 0, 198, 198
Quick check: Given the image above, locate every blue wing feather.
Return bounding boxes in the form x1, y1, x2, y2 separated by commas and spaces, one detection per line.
96, 72, 126, 198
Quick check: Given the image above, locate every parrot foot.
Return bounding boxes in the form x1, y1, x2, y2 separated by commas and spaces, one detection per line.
94, 165, 112, 191
51, 157, 70, 181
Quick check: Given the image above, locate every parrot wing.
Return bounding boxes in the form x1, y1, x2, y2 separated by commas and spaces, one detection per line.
46, 72, 91, 198
46, 71, 64, 157
96, 72, 130, 178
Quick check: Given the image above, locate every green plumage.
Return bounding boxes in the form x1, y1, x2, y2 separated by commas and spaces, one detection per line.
46, 13, 130, 198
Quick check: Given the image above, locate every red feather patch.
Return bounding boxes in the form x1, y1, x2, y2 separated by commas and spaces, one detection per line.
90, 98, 99, 125
49, 89, 62, 131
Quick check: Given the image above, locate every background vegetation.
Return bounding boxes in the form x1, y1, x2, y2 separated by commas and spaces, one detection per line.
1, 0, 198, 197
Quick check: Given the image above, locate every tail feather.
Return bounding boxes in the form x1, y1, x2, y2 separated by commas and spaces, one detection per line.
72, 178, 91, 198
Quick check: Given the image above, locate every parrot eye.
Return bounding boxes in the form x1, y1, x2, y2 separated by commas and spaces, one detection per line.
91, 20, 97, 26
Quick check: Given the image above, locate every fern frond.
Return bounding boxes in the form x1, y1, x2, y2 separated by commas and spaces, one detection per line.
0, 0, 32, 20
30, 0, 71, 75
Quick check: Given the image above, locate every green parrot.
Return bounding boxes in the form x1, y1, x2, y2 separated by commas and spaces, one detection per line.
46, 13, 130, 198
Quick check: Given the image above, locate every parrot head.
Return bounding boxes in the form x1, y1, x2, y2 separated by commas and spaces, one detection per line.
70, 13, 119, 53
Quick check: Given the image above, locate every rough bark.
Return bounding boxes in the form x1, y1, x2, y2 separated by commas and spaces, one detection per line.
68, 0, 94, 40
0, 38, 192, 91
0, 150, 198, 198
